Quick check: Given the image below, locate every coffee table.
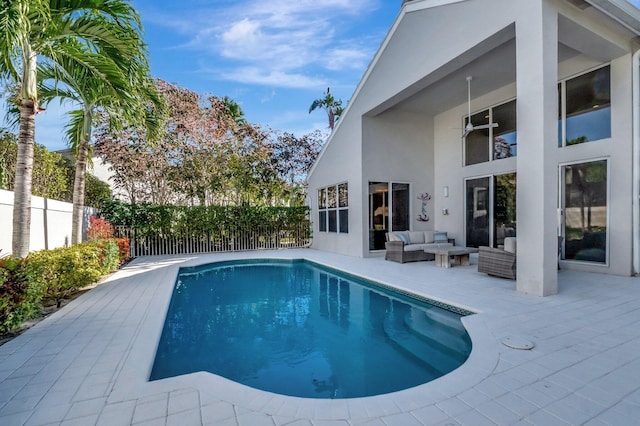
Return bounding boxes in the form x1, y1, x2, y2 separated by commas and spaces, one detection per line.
423, 247, 479, 268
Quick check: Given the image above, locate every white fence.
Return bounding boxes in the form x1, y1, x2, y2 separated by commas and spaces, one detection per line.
0, 189, 95, 256
115, 224, 311, 258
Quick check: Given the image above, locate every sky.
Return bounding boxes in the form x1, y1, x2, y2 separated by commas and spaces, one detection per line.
8, 0, 640, 152
26, 0, 400, 152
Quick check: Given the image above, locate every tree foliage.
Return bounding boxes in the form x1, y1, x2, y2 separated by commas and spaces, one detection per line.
95, 80, 323, 207
0, 132, 111, 207
0, 0, 154, 257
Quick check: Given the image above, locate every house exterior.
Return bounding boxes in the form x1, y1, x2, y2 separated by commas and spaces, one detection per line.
307, 0, 640, 296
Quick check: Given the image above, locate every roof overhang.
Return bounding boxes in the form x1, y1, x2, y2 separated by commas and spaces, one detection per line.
366, 1, 636, 117
585, 0, 640, 35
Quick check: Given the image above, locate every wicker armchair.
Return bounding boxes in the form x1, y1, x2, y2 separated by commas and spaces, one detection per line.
477, 246, 516, 279
385, 241, 432, 263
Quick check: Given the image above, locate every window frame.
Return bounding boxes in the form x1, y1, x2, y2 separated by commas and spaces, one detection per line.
318, 182, 349, 234
463, 97, 517, 166
557, 64, 611, 147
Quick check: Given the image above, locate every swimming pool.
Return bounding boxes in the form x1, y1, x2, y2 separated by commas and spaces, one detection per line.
150, 259, 472, 399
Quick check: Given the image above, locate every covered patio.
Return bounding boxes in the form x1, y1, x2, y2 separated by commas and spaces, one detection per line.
308, 0, 640, 299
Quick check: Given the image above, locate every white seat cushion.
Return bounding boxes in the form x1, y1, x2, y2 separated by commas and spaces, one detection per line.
504, 237, 517, 253
408, 231, 425, 244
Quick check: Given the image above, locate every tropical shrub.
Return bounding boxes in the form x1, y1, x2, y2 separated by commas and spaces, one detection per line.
27, 245, 104, 308
0, 256, 41, 334
89, 240, 120, 274
114, 238, 130, 265
87, 215, 114, 241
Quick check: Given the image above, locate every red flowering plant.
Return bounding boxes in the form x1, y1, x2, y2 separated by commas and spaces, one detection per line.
87, 215, 114, 241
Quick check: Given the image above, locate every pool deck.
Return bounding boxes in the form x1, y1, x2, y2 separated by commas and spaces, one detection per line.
1, 249, 639, 425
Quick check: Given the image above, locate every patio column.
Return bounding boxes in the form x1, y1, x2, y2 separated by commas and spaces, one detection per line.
515, 0, 558, 296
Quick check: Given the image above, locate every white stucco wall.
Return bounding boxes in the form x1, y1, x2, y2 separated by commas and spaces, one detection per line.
362, 110, 435, 255
0, 189, 96, 256
307, 107, 364, 256
432, 52, 634, 277
308, 0, 639, 280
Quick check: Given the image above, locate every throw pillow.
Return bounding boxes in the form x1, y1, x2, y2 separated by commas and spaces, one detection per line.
398, 232, 410, 244
424, 230, 435, 243
433, 231, 448, 243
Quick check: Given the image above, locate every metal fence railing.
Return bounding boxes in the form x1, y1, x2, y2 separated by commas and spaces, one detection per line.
114, 223, 311, 258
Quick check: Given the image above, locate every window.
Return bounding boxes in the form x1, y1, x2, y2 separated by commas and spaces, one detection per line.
318, 188, 327, 232
561, 160, 607, 263
318, 183, 348, 233
558, 65, 611, 147
492, 100, 517, 159
338, 183, 349, 233
465, 172, 517, 248
368, 181, 410, 250
464, 99, 517, 166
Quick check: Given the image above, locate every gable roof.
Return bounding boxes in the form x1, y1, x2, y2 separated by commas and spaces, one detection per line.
308, 0, 640, 180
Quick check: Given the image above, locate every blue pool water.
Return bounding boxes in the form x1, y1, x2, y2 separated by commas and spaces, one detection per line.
150, 259, 472, 399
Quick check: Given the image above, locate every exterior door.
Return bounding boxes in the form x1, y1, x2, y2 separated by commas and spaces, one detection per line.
466, 177, 490, 248
560, 160, 608, 263
369, 182, 411, 251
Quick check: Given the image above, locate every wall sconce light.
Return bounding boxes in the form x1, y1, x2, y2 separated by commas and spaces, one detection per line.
442, 208, 449, 216
443, 186, 449, 198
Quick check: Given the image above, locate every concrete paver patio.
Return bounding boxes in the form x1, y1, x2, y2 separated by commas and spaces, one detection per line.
1, 249, 639, 425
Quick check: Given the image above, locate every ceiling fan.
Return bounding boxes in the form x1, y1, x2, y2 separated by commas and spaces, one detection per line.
462, 76, 498, 139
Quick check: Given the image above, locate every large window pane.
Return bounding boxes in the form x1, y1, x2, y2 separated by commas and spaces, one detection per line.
339, 209, 349, 233
319, 211, 327, 232
318, 188, 327, 209
327, 186, 337, 208
338, 183, 348, 207
369, 182, 388, 250
558, 83, 563, 147
493, 100, 517, 159
563, 160, 607, 263
328, 210, 337, 232
565, 66, 611, 145
494, 173, 517, 247
464, 110, 490, 165
466, 177, 490, 248
392, 183, 410, 231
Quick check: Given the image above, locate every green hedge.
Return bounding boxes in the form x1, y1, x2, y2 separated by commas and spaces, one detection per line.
100, 200, 310, 238
0, 256, 41, 335
0, 240, 123, 334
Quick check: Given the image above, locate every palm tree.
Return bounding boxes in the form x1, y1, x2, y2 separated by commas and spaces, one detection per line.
0, 0, 152, 257
39, 54, 164, 244
222, 96, 247, 126
309, 87, 344, 130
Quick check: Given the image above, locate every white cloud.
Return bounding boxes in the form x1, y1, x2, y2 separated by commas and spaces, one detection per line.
220, 67, 328, 89
325, 47, 371, 71
147, 0, 382, 88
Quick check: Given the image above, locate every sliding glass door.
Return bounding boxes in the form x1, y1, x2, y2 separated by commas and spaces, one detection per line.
494, 173, 517, 247
465, 172, 517, 248
369, 182, 410, 250
466, 178, 490, 248
561, 160, 607, 263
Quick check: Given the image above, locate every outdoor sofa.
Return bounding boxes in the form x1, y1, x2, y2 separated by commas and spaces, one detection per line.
385, 230, 452, 263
